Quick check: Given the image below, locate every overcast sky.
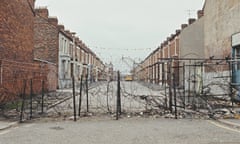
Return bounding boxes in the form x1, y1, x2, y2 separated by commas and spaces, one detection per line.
35, 0, 205, 73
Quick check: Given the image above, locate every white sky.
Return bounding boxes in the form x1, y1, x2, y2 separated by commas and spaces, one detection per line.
35, 0, 205, 73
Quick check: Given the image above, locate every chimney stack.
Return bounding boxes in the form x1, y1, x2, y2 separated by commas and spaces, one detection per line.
188, 18, 196, 25
35, 8, 49, 18
181, 24, 188, 29
197, 10, 204, 19
57, 25, 65, 31
48, 17, 58, 26
176, 29, 181, 35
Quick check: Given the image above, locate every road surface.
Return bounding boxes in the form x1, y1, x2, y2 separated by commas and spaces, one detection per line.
0, 117, 240, 144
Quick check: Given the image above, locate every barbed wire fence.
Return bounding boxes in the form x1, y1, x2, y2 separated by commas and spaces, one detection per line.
1, 57, 238, 121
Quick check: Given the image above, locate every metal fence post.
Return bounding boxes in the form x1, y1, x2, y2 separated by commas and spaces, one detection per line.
173, 74, 177, 119
228, 60, 234, 108
193, 64, 197, 110
183, 62, 186, 109
72, 76, 76, 121
30, 79, 33, 119
116, 71, 121, 120
168, 61, 173, 113
78, 75, 83, 116
41, 80, 44, 114
86, 74, 89, 113
188, 60, 191, 104
201, 63, 204, 96
107, 81, 110, 112
20, 79, 27, 123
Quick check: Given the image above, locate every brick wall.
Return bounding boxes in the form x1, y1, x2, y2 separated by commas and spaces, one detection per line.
0, 1, 58, 103
0, 60, 47, 103
45, 63, 58, 91
0, 0, 35, 62
34, 8, 59, 64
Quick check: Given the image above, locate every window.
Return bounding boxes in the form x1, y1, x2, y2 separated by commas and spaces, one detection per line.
61, 60, 66, 79
69, 44, 73, 57
60, 37, 64, 52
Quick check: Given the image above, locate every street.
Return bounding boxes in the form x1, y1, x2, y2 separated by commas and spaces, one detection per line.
1, 81, 240, 144
47, 81, 165, 117
0, 117, 240, 144
2, 1, 240, 144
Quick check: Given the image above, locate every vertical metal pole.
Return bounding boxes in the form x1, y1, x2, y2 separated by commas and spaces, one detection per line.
154, 64, 157, 83
86, 74, 89, 113
41, 80, 44, 114
164, 80, 167, 109
119, 74, 121, 115
163, 63, 167, 109
116, 72, 119, 120
158, 63, 160, 84
116, 71, 121, 120
173, 74, 177, 119
162, 63, 165, 85
78, 75, 83, 116
228, 61, 234, 108
182, 62, 186, 109
30, 79, 33, 119
201, 63, 204, 95
168, 61, 173, 113
72, 76, 76, 121
153, 64, 155, 83
188, 60, 191, 103
20, 80, 26, 123
107, 81, 110, 112
193, 64, 197, 110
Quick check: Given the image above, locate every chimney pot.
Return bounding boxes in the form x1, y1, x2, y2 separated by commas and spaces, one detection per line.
197, 10, 204, 19
181, 24, 188, 29
188, 18, 196, 25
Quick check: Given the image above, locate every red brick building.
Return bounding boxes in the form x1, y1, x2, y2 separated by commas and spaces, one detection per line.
0, 0, 35, 62
0, 0, 56, 103
34, 8, 59, 64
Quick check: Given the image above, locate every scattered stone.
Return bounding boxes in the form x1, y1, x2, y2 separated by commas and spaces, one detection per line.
50, 126, 64, 130
68, 116, 79, 120
164, 113, 175, 119
153, 115, 160, 119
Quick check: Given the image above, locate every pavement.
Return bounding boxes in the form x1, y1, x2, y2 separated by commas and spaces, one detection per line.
217, 118, 240, 129
0, 117, 240, 132
0, 121, 18, 131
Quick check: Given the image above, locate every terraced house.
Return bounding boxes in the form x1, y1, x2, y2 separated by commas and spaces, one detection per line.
0, 0, 105, 103
135, 0, 240, 102
34, 7, 105, 89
